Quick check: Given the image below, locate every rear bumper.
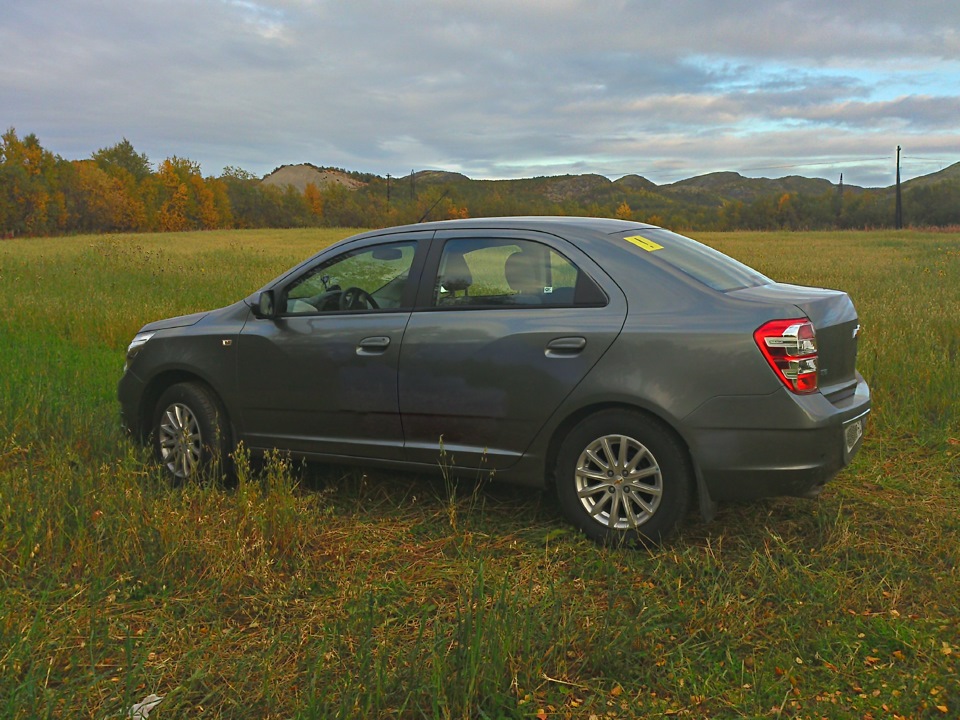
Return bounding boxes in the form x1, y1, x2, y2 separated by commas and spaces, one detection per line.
683, 374, 870, 502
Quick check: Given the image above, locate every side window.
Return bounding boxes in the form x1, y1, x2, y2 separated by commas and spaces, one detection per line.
433, 238, 606, 308
284, 241, 417, 314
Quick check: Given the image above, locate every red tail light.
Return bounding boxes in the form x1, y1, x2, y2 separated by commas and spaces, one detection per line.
754, 319, 818, 394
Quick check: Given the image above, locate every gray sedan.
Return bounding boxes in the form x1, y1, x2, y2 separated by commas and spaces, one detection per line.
119, 217, 870, 543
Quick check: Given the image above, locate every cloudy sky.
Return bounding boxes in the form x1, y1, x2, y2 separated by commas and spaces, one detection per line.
3, 0, 959, 187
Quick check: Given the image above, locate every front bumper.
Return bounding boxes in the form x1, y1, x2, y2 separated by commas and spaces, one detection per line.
117, 369, 148, 441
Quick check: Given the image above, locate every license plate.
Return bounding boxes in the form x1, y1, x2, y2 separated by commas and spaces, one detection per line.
843, 412, 867, 458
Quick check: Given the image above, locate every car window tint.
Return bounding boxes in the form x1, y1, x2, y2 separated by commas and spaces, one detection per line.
433, 238, 604, 308
619, 228, 770, 292
284, 241, 417, 314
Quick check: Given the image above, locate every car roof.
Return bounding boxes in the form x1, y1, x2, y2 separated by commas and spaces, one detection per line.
354, 216, 661, 240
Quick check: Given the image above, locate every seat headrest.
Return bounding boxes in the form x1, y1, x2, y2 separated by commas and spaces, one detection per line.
440, 252, 472, 293
505, 250, 540, 294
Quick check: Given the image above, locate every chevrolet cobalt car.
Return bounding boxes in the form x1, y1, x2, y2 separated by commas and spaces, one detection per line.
119, 217, 870, 543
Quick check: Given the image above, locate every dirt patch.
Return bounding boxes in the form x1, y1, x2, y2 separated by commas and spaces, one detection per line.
262, 164, 365, 193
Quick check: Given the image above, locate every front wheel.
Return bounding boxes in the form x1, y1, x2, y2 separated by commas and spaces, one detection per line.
555, 410, 691, 545
152, 382, 231, 481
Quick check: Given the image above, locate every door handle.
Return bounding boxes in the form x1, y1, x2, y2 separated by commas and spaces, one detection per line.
545, 336, 586, 357
357, 336, 391, 355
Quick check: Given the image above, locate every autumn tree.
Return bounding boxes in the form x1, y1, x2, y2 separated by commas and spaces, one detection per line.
304, 182, 324, 219
904, 181, 960, 226
190, 173, 219, 229
64, 160, 146, 232
0, 128, 66, 235
156, 159, 190, 231
717, 200, 743, 230
320, 183, 364, 226
206, 177, 233, 229
220, 166, 267, 228
153, 156, 229, 231
92, 138, 152, 182
775, 192, 799, 229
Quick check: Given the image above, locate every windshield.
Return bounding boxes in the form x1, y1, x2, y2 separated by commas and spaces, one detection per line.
617, 228, 770, 292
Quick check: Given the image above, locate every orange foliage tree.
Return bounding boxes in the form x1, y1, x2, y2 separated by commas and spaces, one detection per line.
0, 128, 66, 235
67, 160, 146, 232
304, 182, 324, 219
154, 157, 230, 231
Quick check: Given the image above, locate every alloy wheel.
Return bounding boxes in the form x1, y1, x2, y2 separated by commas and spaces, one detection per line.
574, 433, 663, 529
158, 402, 203, 479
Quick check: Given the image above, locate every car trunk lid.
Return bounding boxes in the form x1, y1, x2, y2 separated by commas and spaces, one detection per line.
729, 283, 862, 401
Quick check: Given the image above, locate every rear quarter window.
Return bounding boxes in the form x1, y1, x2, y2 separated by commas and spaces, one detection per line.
617, 228, 770, 292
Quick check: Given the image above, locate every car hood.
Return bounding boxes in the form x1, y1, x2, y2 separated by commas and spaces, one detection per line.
140, 311, 209, 333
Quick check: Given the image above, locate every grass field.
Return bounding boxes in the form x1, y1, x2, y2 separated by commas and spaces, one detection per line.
1, 227, 958, 719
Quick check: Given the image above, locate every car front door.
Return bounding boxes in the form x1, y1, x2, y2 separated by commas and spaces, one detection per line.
237, 234, 429, 460
398, 230, 627, 471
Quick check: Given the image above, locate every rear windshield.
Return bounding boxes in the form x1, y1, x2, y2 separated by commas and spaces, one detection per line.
617, 228, 770, 292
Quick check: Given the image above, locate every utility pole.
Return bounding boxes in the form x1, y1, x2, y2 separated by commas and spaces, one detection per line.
895, 146, 903, 230
411, 169, 416, 201
386, 173, 391, 202
836, 173, 843, 225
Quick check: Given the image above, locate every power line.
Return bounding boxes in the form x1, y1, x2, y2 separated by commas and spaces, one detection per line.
644, 156, 897, 183
739, 157, 892, 172
902, 155, 952, 167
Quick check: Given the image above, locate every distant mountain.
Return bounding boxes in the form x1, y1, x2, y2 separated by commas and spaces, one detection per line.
347, 167, 879, 208
613, 174, 658, 192
537, 174, 613, 202
261, 161, 958, 228
411, 170, 470, 183
662, 172, 854, 204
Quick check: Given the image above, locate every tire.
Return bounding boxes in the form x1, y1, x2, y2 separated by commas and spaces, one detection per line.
152, 382, 231, 482
555, 410, 691, 545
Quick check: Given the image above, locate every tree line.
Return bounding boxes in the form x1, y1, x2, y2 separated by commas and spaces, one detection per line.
2, 128, 958, 237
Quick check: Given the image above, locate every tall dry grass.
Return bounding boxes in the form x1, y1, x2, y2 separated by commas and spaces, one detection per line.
0, 228, 957, 719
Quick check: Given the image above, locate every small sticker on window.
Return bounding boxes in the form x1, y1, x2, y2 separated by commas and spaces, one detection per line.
624, 235, 664, 252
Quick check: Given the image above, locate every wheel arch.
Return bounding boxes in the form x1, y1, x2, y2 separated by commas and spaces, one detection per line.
136, 370, 231, 445
544, 401, 709, 514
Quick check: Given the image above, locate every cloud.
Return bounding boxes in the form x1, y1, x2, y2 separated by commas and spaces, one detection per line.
1, 0, 958, 185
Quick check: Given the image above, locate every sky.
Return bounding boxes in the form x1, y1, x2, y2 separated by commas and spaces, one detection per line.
3, 0, 960, 188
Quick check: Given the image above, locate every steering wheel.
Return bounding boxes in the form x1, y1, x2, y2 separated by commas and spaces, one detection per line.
339, 286, 379, 310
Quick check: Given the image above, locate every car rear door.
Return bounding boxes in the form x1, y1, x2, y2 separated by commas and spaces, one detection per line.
398, 229, 627, 470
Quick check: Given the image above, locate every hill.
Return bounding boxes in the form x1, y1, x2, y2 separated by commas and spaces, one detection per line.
345, 166, 878, 214
899, 161, 960, 191
662, 171, 847, 204
261, 155, 960, 230
262, 164, 367, 193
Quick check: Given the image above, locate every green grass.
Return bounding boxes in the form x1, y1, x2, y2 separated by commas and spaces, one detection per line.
1, 228, 958, 719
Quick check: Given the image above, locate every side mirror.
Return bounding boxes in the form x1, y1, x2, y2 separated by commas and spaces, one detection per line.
255, 290, 277, 318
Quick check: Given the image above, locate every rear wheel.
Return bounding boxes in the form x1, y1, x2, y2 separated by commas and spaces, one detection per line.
555, 410, 691, 545
152, 382, 230, 481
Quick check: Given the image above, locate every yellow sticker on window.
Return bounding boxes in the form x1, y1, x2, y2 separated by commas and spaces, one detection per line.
624, 235, 664, 252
